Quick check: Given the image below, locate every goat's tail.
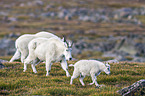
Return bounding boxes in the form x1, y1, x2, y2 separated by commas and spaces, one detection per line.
69, 64, 74, 67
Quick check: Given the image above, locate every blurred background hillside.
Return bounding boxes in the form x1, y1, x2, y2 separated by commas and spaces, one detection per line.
0, 0, 145, 62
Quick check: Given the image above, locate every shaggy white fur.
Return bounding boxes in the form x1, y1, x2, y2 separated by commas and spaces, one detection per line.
24, 37, 72, 77
9, 31, 58, 63
69, 60, 110, 87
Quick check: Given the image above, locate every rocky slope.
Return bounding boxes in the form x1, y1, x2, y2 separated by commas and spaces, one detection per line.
0, 0, 145, 62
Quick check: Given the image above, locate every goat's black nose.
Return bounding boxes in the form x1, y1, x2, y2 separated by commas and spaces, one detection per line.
69, 58, 72, 61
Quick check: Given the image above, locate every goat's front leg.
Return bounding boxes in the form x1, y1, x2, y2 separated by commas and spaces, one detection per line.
89, 73, 99, 87
60, 59, 70, 77
79, 75, 85, 86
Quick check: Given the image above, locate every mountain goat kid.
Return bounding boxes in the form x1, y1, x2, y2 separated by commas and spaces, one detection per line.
69, 60, 110, 87
9, 31, 59, 63
24, 37, 73, 77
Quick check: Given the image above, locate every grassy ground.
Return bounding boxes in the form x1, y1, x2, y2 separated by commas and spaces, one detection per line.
0, 0, 145, 95
0, 61, 145, 95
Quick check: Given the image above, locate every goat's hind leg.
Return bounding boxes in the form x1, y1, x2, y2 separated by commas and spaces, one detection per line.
31, 64, 37, 73
9, 49, 21, 62
34, 58, 42, 65
79, 74, 85, 86
20, 48, 29, 63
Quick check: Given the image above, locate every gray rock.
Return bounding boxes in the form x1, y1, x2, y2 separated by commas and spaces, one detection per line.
78, 15, 109, 23
44, 5, 55, 10
0, 38, 15, 49
19, 3, 25, 7
103, 51, 129, 62
117, 79, 145, 96
77, 8, 89, 16
34, 0, 44, 6
6, 33, 20, 38
4, 4, 14, 9
0, 59, 6, 69
0, 59, 8, 63
27, 0, 43, 6
78, 15, 90, 21
41, 12, 57, 17
58, 9, 70, 19
133, 7, 145, 15
2, 16, 17, 23
0, 63, 5, 69
113, 8, 133, 19
104, 59, 119, 64
0, 12, 8, 16
32, 6, 145, 24
99, 40, 117, 52
8, 17, 17, 22
132, 57, 145, 62
135, 43, 145, 57
72, 45, 82, 56
0, 38, 15, 56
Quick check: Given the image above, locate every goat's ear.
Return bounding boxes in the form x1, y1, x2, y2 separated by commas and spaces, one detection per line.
62, 36, 69, 46
62, 37, 64, 41
67, 41, 74, 48
105, 63, 110, 67
62, 37, 66, 42
62, 35, 66, 41
68, 42, 72, 47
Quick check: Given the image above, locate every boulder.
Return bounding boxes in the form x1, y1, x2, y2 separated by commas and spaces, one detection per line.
0, 12, 8, 16
0, 59, 8, 63
0, 38, 15, 56
117, 79, 145, 96
41, 12, 57, 17
135, 43, 145, 57
0, 63, 5, 69
58, 9, 70, 19
6, 33, 20, 38
0, 61, 5, 69
104, 59, 119, 64
113, 8, 133, 19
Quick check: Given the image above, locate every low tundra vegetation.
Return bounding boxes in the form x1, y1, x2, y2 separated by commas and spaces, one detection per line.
0, 61, 144, 95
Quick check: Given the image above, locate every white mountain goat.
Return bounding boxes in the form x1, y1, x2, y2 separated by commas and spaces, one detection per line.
69, 60, 110, 87
24, 37, 73, 77
9, 31, 59, 63
24, 37, 50, 65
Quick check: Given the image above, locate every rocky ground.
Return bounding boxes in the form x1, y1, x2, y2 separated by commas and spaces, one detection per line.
0, 0, 145, 62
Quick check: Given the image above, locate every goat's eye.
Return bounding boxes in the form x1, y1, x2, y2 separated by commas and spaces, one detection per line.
66, 49, 69, 51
